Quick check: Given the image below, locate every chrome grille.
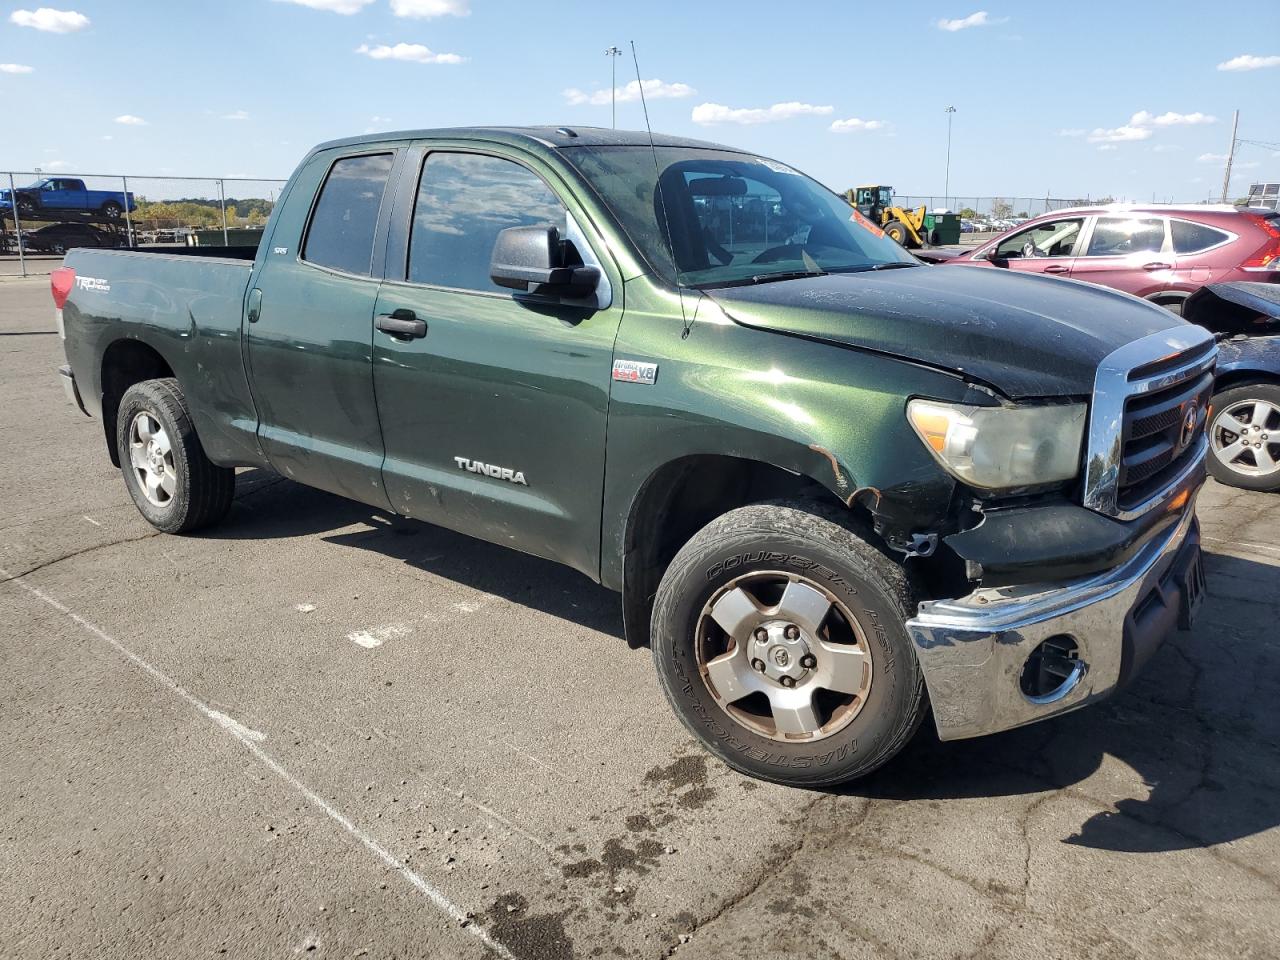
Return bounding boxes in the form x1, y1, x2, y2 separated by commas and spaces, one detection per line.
1083, 326, 1217, 520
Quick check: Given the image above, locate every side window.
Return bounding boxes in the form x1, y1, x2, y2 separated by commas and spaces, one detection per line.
1085, 217, 1166, 257
409, 152, 566, 292
1171, 220, 1231, 254
302, 153, 394, 276
994, 218, 1084, 258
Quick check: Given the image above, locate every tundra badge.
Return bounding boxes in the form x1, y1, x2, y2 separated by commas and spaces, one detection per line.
454, 457, 528, 486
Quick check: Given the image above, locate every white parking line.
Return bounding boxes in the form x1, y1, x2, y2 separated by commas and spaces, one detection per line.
0, 566, 515, 960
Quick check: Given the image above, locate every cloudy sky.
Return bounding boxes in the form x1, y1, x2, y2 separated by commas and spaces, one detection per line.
1, 0, 1277, 200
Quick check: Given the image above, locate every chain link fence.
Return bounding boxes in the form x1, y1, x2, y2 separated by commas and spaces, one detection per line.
1, 171, 288, 276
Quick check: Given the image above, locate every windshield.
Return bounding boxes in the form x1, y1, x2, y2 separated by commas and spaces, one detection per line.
562, 146, 916, 288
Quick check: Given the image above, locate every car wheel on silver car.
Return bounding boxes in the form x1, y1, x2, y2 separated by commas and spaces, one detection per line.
651, 501, 928, 787
116, 378, 235, 532
1207, 382, 1280, 492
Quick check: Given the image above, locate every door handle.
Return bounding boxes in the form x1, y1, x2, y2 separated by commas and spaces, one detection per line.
376, 309, 427, 340
1142, 262, 1172, 271
246, 287, 262, 323
1042, 264, 1069, 274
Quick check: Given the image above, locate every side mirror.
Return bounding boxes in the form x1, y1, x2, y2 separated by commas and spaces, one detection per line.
489, 225, 600, 298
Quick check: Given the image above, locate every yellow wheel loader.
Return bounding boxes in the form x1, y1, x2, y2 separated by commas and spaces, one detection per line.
845, 185, 927, 248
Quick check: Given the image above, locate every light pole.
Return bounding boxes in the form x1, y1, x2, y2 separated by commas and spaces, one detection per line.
605, 46, 622, 128
943, 106, 957, 209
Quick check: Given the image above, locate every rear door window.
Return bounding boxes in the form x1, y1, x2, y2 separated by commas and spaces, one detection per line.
302, 153, 395, 276
408, 152, 567, 292
1171, 219, 1232, 254
1085, 217, 1166, 257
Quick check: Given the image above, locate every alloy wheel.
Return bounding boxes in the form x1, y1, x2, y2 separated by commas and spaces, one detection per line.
695, 571, 873, 742
128, 410, 177, 506
1211, 399, 1280, 477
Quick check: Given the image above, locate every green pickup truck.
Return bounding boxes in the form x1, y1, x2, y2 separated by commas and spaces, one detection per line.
52, 127, 1214, 786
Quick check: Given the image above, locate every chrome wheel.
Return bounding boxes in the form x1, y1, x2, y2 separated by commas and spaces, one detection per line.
128, 410, 176, 506
1211, 399, 1280, 477
695, 571, 873, 742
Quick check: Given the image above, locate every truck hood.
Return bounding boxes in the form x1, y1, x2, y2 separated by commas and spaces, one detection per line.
706, 265, 1184, 399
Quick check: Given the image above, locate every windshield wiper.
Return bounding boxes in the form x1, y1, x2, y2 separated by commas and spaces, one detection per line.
862, 262, 920, 271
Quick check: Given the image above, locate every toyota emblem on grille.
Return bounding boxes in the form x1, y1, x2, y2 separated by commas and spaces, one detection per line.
1179, 405, 1199, 449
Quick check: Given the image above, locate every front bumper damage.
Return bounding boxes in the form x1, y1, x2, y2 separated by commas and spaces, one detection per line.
907, 501, 1202, 741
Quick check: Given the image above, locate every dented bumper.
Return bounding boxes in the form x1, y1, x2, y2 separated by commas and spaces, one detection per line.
906, 503, 1202, 741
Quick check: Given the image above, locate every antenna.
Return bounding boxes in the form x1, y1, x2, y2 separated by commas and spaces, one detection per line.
630, 41, 692, 339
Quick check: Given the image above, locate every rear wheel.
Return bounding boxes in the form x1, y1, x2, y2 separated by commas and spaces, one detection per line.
1208, 382, 1280, 491
17, 197, 35, 217
651, 502, 928, 787
116, 378, 234, 532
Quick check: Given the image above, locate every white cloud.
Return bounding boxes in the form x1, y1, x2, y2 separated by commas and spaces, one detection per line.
221, 109, 249, 121
1087, 125, 1151, 143
370, 115, 393, 123
114, 114, 147, 126
273, 0, 374, 13
1197, 152, 1229, 163
829, 117, 886, 133
1216, 54, 1280, 72
1151, 144, 1180, 153
44, 159, 72, 170
1130, 110, 1216, 126
937, 11, 1005, 31
692, 101, 833, 126
390, 0, 469, 17
0, 63, 35, 74
1057, 128, 1085, 137
563, 79, 695, 106
1097, 144, 1118, 152
100, 135, 113, 141
355, 42, 465, 64
9, 8, 89, 32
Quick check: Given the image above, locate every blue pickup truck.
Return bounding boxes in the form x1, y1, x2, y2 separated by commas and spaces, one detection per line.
0, 177, 136, 221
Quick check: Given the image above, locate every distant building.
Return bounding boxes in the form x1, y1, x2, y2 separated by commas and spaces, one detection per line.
1246, 182, 1279, 210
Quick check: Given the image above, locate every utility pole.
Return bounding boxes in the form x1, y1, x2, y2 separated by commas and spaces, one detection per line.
943, 106, 957, 209
604, 46, 622, 129
1221, 109, 1239, 203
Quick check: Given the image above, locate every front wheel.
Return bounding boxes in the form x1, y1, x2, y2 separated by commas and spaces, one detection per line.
1207, 382, 1280, 491
116, 378, 235, 532
651, 502, 928, 787
101, 200, 123, 220
884, 220, 911, 246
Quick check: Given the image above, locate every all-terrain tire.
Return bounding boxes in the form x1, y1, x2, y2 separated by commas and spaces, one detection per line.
116, 378, 234, 532
651, 501, 928, 787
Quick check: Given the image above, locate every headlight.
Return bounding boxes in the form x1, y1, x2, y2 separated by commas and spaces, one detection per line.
907, 398, 1086, 490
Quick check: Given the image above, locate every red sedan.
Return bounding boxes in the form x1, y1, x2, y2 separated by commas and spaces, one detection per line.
942, 204, 1280, 313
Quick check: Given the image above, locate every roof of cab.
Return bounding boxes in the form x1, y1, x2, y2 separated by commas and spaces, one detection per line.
311, 125, 748, 155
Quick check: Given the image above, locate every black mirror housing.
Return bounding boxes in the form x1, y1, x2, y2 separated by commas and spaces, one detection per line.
490, 225, 600, 298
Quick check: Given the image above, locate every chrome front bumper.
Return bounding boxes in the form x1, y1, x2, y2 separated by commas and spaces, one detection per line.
907, 503, 1200, 741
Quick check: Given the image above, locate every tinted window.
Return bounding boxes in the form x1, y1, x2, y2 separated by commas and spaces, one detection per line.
1171, 219, 1231, 254
994, 218, 1084, 258
303, 153, 394, 276
1085, 217, 1165, 257
409, 153, 566, 291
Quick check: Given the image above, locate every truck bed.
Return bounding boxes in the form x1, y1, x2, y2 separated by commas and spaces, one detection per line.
60, 247, 263, 469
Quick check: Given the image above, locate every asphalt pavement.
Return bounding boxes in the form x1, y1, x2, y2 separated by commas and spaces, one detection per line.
2, 277, 1278, 960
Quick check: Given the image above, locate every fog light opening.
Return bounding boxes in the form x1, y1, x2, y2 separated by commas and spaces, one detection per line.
1020, 635, 1086, 704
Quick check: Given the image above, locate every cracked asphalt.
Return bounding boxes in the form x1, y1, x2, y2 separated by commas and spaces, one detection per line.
2, 276, 1278, 960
